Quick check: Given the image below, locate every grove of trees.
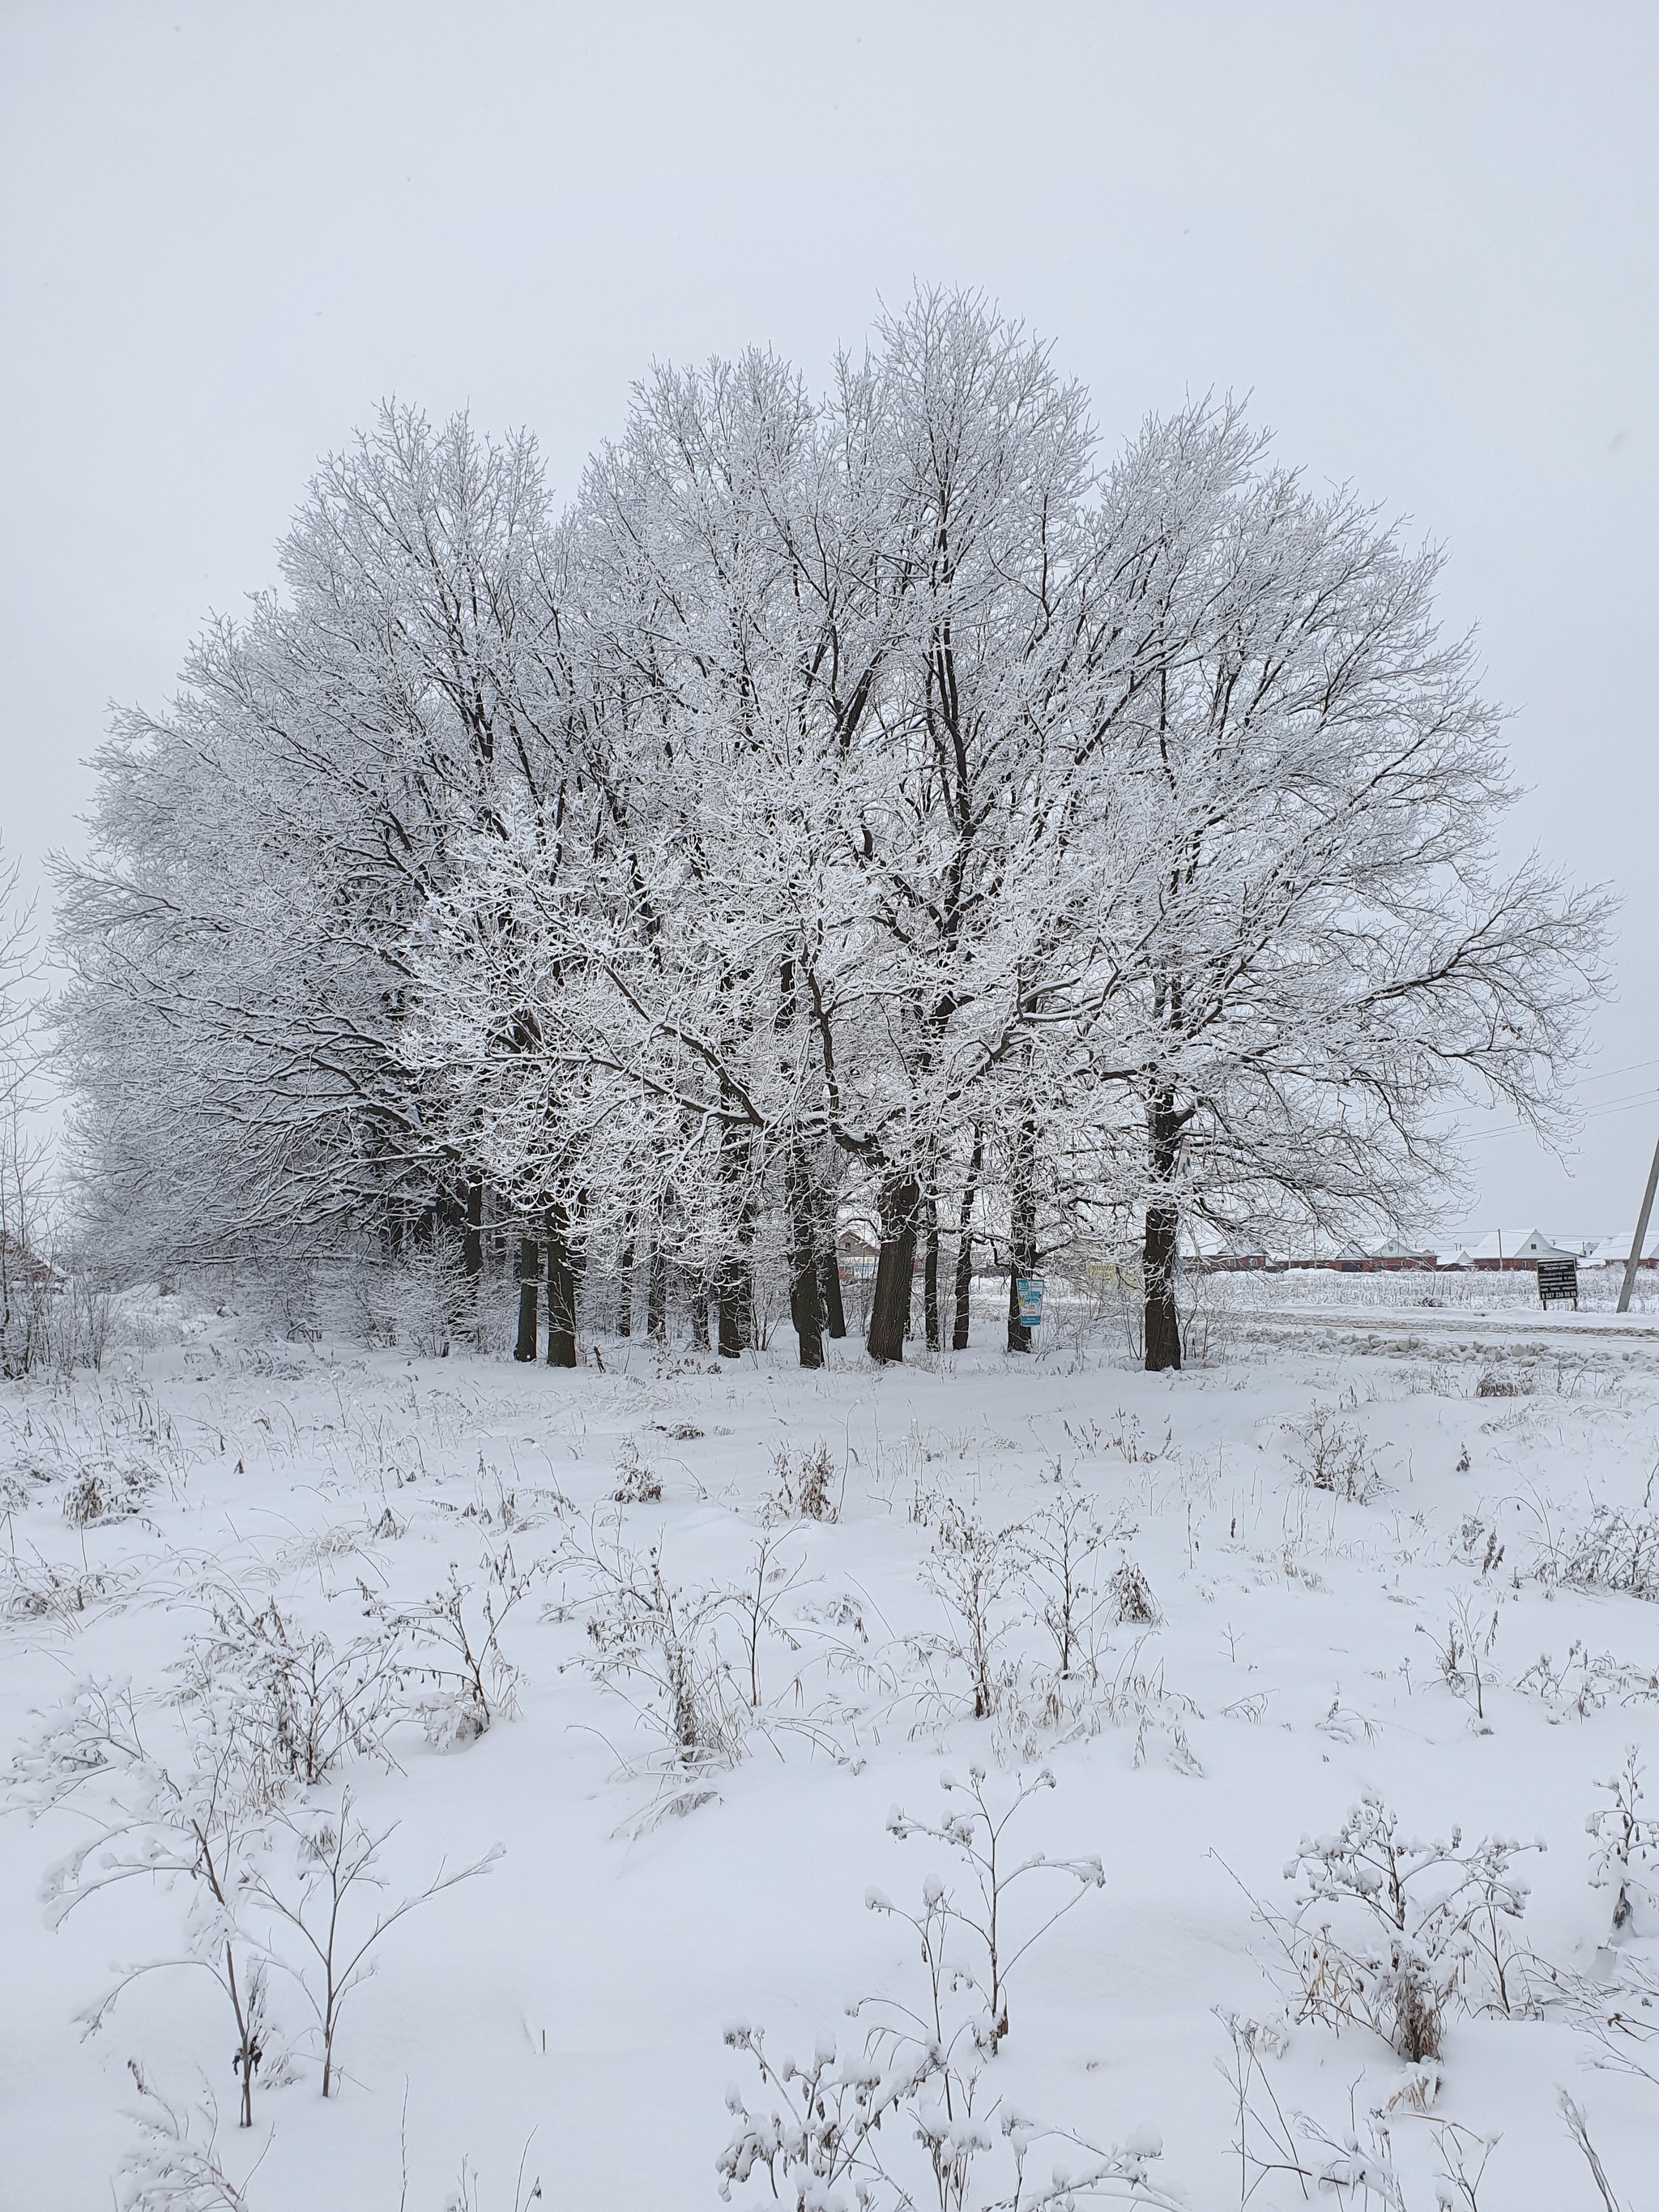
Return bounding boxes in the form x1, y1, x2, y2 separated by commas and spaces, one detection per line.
50, 293, 1610, 1371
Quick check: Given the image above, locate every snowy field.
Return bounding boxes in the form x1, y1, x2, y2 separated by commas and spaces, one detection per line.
6, 1279, 1659, 2210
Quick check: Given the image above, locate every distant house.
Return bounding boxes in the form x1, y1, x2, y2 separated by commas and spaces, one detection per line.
835, 1229, 880, 1283
0, 1231, 58, 1290
1467, 1228, 1578, 1273
1367, 1236, 1437, 1272
1587, 1229, 1659, 1271
1191, 1241, 1271, 1272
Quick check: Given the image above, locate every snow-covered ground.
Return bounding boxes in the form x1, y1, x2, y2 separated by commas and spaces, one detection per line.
6, 1280, 1659, 2210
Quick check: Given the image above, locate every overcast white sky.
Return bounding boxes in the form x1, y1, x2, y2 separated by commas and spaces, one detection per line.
2, 0, 1654, 1235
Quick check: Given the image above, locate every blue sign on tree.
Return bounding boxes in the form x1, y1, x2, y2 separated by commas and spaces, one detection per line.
1017, 1275, 1044, 1328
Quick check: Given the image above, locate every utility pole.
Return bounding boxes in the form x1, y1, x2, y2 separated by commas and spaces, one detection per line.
1616, 1130, 1659, 1315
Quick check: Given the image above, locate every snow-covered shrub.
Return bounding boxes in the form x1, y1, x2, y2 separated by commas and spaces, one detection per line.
766, 1438, 838, 1522
1451, 1514, 1505, 1578
1100, 1643, 1200, 1772
369, 1543, 533, 1743
1270, 1794, 1544, 2059
879, 1766, 1103, 2050
0, 1263, 122, 1380
916, 1502, 1028, 1719
15, 1680, 282, 2127
258, 1258, 322, 1346
1416, 1594, 1500, 1725
2, 1546, 127, 1623
1107, 1559, 1160, 1625
1474, 1369, 1527, 1399
726, 1533, 808, 1710
1561, 1948, 1659, 2095
993, 1637, 1201, 1775
115, 2082, 259, 2211
719, 1772, 1178, 2211
555, 1520, 746, 1787
1587, 1746, 1659, 1939
1216, 2010, 1498, 2210
611, 1437, 663, 1504
1287, 1409, 1385, 1502
343, 1245, 500, 1358
1021, 1492, 1110, 1680
243, 1789, 498, 2098
62, 1454, 159, 1527
175, 1592, 403, 1793
1542, 1505, 1659, 1603
1514, 1642, 1659, 1721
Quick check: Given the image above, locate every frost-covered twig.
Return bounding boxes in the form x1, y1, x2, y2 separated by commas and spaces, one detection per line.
244, 1790, 500, 2096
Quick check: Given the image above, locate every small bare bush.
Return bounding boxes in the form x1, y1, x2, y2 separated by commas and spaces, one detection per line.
1515, 1642, 1659, 1720
367, 1544, 533, 1744
62, 1455, 159, 1527
554, 1520, 746, 1791
611, 1437, 663, 1504
177, 1594, 403, 1793
1107, 1558, 1160, 1625
916, 1502, 1027, 1720
245, 1790, 497, 2098
1541, 1505, 1659, 1603
720, 1773, 1178, 2212
1288, 1409, 1385, 1502
766, 1440, 838, 1522
1258, 1793, 1543, 2060
1417, 1593, 1500, 1725
1475, 1368, 1527, 1399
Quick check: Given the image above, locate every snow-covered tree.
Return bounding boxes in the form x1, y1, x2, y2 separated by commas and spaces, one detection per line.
56, 405, 574, 1284
1074, 399, 1611, 1368
0, 839, 51, 1368
53, 308, 1609, 1378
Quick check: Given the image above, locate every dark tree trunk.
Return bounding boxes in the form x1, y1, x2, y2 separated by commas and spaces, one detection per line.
787, 1148, 824, 1369
868, 1175, 920, 1364
513, 1232, 539, 1362
646, 1239, 667, 1343
736, 1243, 754, 1349
923, 1188, 940, 1352
544, 1206, 578, 1369
716, 1125, 756, 1358
616, 1234, 634, 1338
813, 1169, 847, 1338
689, 1272, 710, 1351
1006, 1114, 1038, 1354
1143, 1089, 1183, 1373
463, 1178, 484, 1279
952, 1126, 983, 1351
717, 1260, 747, 1359
569, 1192, 587, 1347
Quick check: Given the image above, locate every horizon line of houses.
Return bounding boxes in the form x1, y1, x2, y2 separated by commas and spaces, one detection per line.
1187, 1227, 1659, 1275
829, 1225, 1659, 1280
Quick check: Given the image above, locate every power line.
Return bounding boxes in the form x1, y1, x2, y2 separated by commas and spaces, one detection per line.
1459, 1088, 1659, 1145
1572, 1054, 1659, 1089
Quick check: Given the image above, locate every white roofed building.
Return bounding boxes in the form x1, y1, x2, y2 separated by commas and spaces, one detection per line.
1587, 1229, 1659, 1270
1466, 1228, 1579, 1271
